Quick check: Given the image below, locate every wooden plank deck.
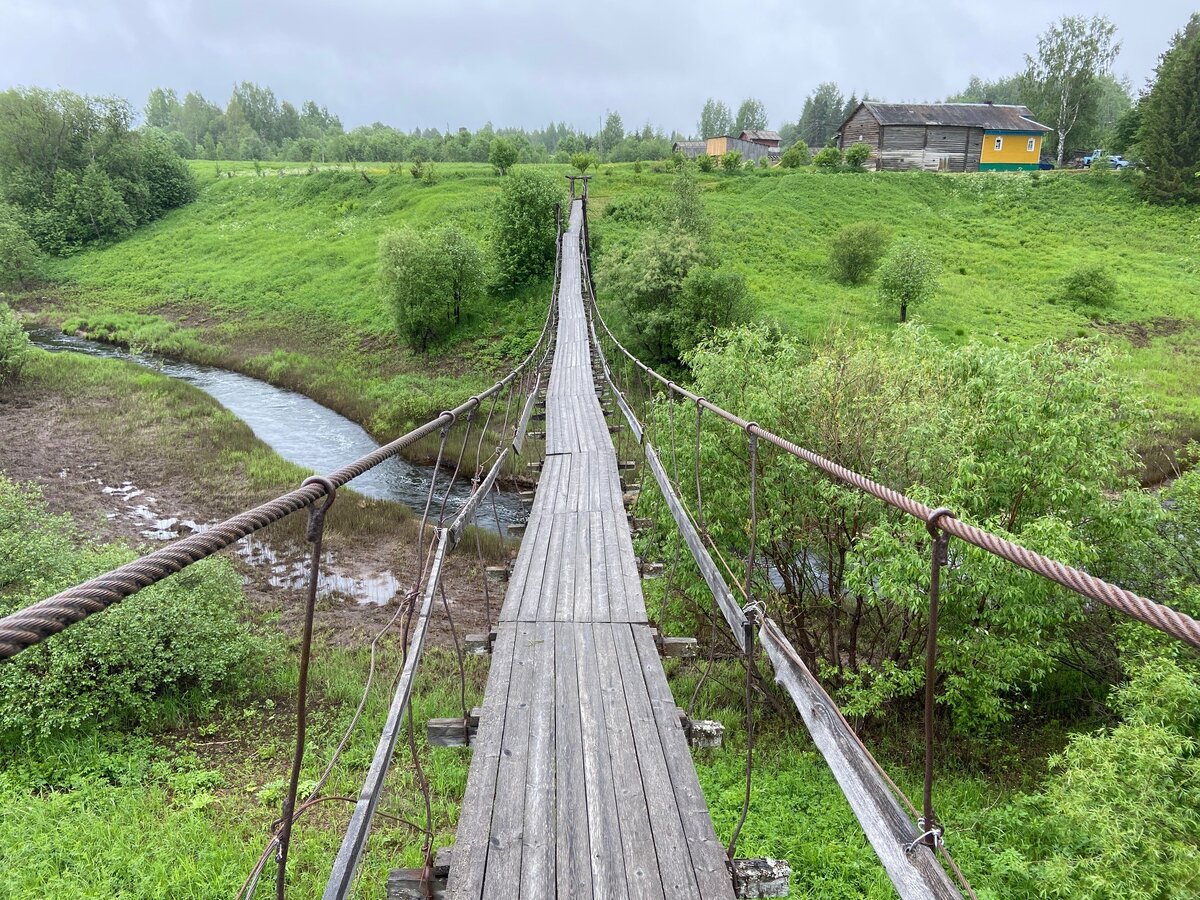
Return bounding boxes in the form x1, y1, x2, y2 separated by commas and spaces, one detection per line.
447, 201, 735, 899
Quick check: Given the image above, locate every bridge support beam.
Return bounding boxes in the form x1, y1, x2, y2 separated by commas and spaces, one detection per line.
427, 709, 482, 747
388, 846, 453, 899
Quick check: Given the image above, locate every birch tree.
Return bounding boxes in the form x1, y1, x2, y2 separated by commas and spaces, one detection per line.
1023, 15, 1120, 166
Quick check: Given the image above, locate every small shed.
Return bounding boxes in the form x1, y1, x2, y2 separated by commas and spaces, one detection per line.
837, 102, 1051, 172
739, 129, 781, 151
705, 136, 771, 162
672, 140, 708, 159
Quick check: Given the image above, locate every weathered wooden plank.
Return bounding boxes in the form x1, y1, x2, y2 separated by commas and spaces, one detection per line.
520, 621, 557, 897
555, 622, 593, 899
446, 624, 518, 899
576, 624, 631, 898
482, 623, 536, 896
594, 625, 667, 900
631, 626, 735, 899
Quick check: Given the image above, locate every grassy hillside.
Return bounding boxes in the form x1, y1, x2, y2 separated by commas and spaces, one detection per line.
591, 168, 1200, 471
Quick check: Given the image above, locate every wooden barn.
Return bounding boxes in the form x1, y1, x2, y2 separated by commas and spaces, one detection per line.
705, 135, 771, 162
671, 140, 707, 159
739, 129, 781, 151
837, 102, 1051, 172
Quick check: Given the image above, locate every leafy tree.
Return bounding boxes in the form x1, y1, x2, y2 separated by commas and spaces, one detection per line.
492, 168, 565, 291
378, 227, 451, 351
488, 137, 518, 175
598, 224, 706, 365
829, 221, 890, 284
780, 142, 810, 168
671, 266, 754, 359
844, 142, 873, 170
144, 87, 180, 129
437, 224, 485, 323
812, 146, 842, 169
720, 150, 742, 174
1111, 103, 1143, 155
734, 98, 769, 134
570, 152, 596, 174
670, 168, 709, 240
1139, 13, 1200, 203
698, 98, 733, 138
1056, 262, 1118, 306
1023, 15, 1122, 166
0, 206, 41, 287
878, 241, 939, 322
946, 74, 1025, 105
799, 82, 846, 148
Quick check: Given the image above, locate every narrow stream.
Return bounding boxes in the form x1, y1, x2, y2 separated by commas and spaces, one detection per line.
26, 328, 527, 535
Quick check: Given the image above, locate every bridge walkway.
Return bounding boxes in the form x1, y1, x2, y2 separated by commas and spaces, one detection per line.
447, 201, 735, 899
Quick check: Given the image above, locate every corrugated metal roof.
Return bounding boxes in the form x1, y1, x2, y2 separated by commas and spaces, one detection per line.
858, 102, 1051, 132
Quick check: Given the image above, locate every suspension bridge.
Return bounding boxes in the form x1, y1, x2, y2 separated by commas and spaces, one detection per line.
2, 184, 1198, 900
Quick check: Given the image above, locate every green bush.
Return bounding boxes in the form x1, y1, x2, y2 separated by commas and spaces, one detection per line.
0, 301, 30, 385
721, 151, 743, 174
487, 138, 517, 176
878, 240, 939, 321
696, 154, 714, 173
829, 221, 891, 284
844, 142, 873, 170
0, 204, 42, 287
570, 152, 595, 174
491, 168, 566, 291
780, 142, 810, 168
1057, 262, 1118, 307
813, 146, 843, 170
0, 477, 255, 739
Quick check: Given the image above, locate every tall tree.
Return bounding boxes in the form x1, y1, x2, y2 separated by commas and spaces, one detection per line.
734, 98, 768, 134
600, 111, 625, 158
697, 98, 732, 139
946, 74, 1025, 105
1139, 13, 1200, 203
144, 88, 179, 130
799, 82, 845, 148
1023, 15, 1121, 166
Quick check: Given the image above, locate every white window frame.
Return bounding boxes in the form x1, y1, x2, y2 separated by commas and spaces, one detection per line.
994, 137, 1003, 152
1027, 137, 1036, 152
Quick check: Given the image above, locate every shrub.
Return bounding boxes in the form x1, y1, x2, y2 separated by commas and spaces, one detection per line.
0, 477, 254, 739
378, 225, 484, 349
491, 168, 566, 291
721, 151, 743, 174
878, 240, 939, 321
813, 146, 843, 170
672, 266, 755, 358
1057, 262, 1118, 307
0, 301, 30, 385
844, 142, 873, 170
696, 154, 714, 173
780, 142, 810, 168
829, 221, 891, 284
570, 152, 596, 174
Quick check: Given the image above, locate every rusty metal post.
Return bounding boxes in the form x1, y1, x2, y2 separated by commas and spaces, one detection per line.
276, 476, 337, 900
921, 507, 953, 848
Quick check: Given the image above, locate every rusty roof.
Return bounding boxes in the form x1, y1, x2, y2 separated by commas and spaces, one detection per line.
854, 102, 1051, 132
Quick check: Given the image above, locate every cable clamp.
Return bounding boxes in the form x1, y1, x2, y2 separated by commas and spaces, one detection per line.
904, 818, 944, 853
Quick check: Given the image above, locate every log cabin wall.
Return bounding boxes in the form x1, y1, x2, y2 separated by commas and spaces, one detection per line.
838, 106, 882, 168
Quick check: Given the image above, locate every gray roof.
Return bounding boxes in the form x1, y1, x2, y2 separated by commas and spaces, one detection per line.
740, 129, 781, 142
855, 102, 1051, 132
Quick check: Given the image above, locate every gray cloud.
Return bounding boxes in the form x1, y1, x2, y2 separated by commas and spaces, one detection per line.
0, 0, 1187, 133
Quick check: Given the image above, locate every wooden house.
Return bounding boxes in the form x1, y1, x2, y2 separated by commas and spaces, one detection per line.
704, 135, 771, 162
837, 102, 1051, 172
739, 129, 781, 151
671, 140, 708, 159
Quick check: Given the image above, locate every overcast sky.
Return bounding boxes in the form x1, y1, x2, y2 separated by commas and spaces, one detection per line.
0, 0, 1189, 134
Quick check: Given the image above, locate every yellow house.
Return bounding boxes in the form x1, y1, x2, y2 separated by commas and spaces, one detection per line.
980, 131, 1044, 171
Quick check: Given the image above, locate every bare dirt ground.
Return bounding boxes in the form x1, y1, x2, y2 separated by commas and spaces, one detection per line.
0, 383, 507, 650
